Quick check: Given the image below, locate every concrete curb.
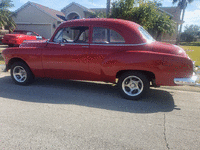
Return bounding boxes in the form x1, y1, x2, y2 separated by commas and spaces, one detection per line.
159, 85, 200, 93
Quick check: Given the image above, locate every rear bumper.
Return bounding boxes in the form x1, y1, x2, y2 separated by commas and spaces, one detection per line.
174, 73, 200, 87
0, 64, 6, 72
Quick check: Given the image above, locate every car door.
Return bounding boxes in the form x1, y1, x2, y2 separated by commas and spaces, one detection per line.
42, 26, 90, 80
89, 26, 126, 81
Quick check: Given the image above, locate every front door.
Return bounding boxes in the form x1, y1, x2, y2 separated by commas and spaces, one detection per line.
42, 26, 90, 80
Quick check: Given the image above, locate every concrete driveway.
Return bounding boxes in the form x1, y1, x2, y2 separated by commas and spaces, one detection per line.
0, 71, 200, 150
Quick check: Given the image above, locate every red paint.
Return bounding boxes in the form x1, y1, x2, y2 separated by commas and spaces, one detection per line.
2, 19, 194, 86
2, 30, 45, 46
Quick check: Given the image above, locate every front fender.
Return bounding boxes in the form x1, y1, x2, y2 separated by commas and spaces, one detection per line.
2, 47, 44, 77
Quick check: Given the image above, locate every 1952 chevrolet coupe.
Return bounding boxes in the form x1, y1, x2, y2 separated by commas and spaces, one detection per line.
1, 18, 199, 100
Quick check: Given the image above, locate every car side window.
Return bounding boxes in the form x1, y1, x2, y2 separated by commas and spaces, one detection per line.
92, 27, 125, 44
53, 29, 63, 43
53, 26, 89, 43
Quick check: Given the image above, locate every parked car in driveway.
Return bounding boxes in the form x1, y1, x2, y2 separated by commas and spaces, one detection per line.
1, 18, 199, 100
2, 30, 45, 47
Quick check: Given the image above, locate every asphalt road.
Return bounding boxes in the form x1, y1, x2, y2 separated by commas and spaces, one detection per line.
0, 71, 200, 150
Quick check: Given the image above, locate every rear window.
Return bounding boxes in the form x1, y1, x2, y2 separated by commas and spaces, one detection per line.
138, 27, 155, 43
92, 27, 125, 44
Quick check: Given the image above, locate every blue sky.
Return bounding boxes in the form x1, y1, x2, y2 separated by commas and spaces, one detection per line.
11, 0, 200, 31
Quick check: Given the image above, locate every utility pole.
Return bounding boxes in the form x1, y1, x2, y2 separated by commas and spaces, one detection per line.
106, 0, 110, 18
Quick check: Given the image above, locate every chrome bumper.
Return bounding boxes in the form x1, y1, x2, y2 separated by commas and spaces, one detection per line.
0, 64, 6, 72
174, 73, 200, 87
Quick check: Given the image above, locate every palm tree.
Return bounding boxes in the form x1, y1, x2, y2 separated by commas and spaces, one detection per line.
106, 0, 111, 17
172, 0, 194, 43
0, 0, 16, 31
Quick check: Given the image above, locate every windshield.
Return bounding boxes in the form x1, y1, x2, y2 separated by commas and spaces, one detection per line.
139, 27, 155, 43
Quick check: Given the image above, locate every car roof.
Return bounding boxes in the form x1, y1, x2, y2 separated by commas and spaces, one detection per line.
51, 18, 145, 44
59, 18, 140, 28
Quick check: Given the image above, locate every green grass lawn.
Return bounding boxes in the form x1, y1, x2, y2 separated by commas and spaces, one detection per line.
0, 54, 4, 65
181, 46, 200, 66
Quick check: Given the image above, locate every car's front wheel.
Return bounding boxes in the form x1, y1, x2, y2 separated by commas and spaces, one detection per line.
118, 72, 149, 100
11, 62, 34, 85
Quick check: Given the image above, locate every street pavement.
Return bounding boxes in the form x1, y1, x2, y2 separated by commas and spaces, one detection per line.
0, 71, 200, 150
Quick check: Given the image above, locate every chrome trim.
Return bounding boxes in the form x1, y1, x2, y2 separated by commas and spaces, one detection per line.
0, 64, 6, 72
47, 42, 89, 46
174, 75, 200, 87
47, 42, 147, 46
90, 43, 147, 46
47, 42, 59, 44
195, 83, 200, 87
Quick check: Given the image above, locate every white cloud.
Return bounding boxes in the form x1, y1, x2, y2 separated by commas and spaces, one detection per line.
184, 9, 200, 25
182, 9, 200, 31
19, 0, 29, 4
88, 2, 105, 8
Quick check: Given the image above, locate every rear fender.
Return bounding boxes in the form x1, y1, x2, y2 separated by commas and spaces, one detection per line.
101, 51, 164, 82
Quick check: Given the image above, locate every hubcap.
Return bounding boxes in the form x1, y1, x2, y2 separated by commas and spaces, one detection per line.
13, 66, 27, 83
122, 76, 144, 96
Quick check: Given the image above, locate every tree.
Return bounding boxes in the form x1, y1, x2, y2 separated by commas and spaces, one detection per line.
0, 0, 16, 31
147, 0, 162, 7
180, 25, 200, 42
172, 0, 194, 43
91, 11, 106, 18
110, 0, 175, 40
110, 0, 135, 19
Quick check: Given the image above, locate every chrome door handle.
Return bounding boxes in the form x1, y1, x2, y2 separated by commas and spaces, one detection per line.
82, 46, 89, 48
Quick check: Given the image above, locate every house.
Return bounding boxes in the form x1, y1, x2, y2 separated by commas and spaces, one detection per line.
61, 2, 95, 20
13, 1, 183, 43
160, 7, 183, 44
12, 2, 66, 39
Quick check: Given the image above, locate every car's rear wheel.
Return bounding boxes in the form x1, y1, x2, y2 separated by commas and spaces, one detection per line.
11, 62, 34, 85
118, 72, 149, 100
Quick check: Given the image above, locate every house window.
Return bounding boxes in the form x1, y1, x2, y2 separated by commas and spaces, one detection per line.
92, 27, 125, 44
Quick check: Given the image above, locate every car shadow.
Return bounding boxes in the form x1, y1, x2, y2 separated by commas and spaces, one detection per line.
0, 76, 177, 113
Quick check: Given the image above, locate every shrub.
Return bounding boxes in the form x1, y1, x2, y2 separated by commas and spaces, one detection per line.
180, 42, 200, 46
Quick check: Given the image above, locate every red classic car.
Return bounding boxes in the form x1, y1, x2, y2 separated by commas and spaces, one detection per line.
1, 19, 199, 100
2, 30, 45, 47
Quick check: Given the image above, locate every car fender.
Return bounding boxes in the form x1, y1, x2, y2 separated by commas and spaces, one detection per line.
3, 47, 44, 77
100, 50, 164, 82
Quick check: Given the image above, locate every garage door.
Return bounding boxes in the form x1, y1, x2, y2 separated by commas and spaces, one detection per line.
16, 24, 52, 39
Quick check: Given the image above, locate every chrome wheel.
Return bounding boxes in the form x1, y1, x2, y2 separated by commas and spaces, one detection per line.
122, 76, 144, 96
13, 66, 27, 83
11, 62, 34, 85
118, 72, 149, 100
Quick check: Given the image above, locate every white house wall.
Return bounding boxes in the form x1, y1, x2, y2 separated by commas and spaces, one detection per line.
13, 4, 58, 38
61, 4, 85, 20
16, 24, 51, 39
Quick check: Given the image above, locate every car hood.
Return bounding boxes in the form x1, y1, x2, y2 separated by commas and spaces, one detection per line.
19, 39, 48, 47
4, 34, 25, 38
